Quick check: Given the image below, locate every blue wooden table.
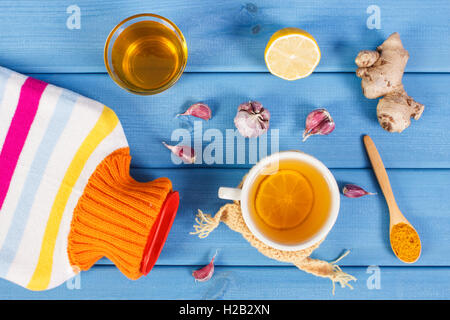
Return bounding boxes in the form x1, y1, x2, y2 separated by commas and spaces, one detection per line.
0, 0, 449, 299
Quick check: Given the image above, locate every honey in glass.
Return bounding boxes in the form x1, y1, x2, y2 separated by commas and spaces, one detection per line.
105, 14, 187, 95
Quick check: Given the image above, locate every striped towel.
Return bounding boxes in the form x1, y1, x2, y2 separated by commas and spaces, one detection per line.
0, 67, 176, 291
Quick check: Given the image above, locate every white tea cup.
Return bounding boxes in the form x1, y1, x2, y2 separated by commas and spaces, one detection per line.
218, 151, 340, 251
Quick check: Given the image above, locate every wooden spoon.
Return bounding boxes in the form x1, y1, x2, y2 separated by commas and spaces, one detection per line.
363, 135, 421, 263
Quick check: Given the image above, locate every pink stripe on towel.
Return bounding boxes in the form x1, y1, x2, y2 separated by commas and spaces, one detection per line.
0, 77, 47, 210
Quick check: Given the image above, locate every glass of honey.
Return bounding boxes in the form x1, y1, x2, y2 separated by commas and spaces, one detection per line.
104, 14, 188, 95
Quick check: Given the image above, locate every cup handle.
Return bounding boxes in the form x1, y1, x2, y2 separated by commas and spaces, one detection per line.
218, 187, 242, 201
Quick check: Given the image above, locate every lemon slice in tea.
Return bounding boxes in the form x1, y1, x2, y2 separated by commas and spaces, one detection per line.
255, 170, 313, 229
264, 28, 321, 80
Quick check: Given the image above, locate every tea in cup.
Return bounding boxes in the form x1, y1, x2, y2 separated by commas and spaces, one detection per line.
219, 151, 340, 251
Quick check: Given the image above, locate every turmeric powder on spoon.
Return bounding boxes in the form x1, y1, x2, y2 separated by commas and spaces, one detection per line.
390, 223, 421, 263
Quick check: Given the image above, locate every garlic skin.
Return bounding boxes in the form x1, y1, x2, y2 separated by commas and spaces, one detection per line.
302, 108, 335, 141
162, 142, 196, 164
192, 253, 216, 282
342, 184, 376, 198
234, 101, 270, 138
178, 103, 212, 120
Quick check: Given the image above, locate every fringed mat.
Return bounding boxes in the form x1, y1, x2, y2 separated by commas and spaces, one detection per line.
191, 201, 356, 294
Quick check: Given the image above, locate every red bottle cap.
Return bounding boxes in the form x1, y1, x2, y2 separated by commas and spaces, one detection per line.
140, 191, 179, 276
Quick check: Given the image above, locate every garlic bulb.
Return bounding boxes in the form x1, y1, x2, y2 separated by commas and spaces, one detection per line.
234, 101, 270, 138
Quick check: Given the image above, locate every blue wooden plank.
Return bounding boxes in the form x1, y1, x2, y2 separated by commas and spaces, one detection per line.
87, 168, 450, 267
0, 265, 448, 299
0, 0, 448, 73
27, 72, 450, 169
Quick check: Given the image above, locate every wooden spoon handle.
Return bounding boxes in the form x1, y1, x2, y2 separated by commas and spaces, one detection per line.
363, 135, 398, 210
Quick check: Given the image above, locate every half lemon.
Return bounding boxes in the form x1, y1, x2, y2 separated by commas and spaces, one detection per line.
264, 28, 321, 80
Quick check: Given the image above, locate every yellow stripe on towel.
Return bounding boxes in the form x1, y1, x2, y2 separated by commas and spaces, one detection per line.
27, 106, 119, 291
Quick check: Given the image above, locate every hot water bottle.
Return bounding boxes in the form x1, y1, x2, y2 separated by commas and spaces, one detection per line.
0, 66, 179, 291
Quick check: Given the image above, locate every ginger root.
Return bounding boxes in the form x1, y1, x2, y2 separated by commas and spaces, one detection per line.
355, 33, 424, 133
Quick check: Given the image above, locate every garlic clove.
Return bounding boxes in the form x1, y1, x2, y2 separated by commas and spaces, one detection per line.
302, 108, 335, 141
178, 103, 212, 120
342, 184, 376, 198
234, 101, 270, 138
162, 142, 196, 164
192, 252, 217, 282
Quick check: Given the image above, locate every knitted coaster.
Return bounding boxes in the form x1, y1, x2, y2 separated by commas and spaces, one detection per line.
191, 201, 356, 294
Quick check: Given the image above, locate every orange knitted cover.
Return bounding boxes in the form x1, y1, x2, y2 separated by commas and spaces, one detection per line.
68, 148, 173, 280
